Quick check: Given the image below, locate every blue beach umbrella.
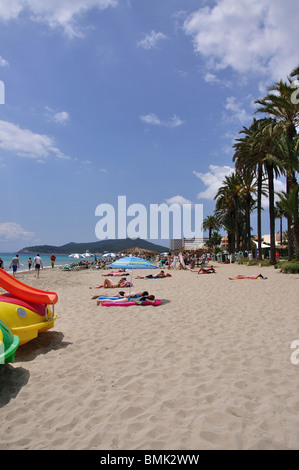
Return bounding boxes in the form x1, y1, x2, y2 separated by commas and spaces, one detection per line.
69, 253, 84, 259
82, 253, 94, 258
108, 256, 158, 295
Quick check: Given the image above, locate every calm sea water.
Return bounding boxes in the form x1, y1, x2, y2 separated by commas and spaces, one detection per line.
0, 253, 85, 273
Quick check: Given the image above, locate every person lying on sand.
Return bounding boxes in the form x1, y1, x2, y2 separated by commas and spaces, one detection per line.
89, 277, 132, 289
101, 271, 129, 277
136, 270, 166, 279
191, 266, 216, 274
100, 294, 156, 304
229, 274, 267, 280
92, 290, 151, 300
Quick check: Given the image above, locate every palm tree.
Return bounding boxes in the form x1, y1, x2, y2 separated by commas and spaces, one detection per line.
255, 78, 299, 261
271, 134, 299, 259
274, 200, 286, 248
236, 169, 257, 252
214, 171, 244, 252
276, 186, 299, 260
234, 118, 277, 262
290, 65, 299, 79
202, 215, 220, 242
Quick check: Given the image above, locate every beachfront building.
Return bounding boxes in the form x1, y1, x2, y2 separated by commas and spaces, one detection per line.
262, 233, 286, 246
221, 236, 229, 250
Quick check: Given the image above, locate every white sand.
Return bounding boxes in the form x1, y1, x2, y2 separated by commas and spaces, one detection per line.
1, 263, 299, 450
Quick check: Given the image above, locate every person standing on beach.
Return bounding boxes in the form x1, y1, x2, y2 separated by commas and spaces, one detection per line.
50, 253, 56, 268
33, 254, 43, 278
9, 254, 19, 277
0, 257, 4, 270
28, 257, 32, 270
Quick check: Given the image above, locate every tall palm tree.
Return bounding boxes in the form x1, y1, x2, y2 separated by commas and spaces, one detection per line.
255, 78, 299, 260
202, 215, 220, 242
236, 169, 257, 252
234, 118, 277, 262
214, 171, 244, 252
274, 199, 286, 248
276, 186, 299, 260
271, 134, 299, 259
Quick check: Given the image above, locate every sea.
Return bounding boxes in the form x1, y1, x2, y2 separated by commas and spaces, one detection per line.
0, 253, 84, 273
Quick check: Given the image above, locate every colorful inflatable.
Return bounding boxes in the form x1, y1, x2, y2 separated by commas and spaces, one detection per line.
0, 270, 58, 345
100, 299, 162, 307
0, 319, 19, 365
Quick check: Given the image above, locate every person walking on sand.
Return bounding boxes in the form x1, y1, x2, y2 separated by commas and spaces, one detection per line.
33, 254, 43, 278
50, 253, 56, 268
28, 257, 32, 270
0, 257, 4, 270
9, 254, 20, 277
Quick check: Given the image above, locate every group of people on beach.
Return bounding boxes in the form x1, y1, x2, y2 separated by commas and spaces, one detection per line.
3, 253, 57, 278
9, 254, 44, 278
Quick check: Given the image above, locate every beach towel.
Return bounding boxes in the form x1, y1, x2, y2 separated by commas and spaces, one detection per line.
100, 299, 162, 307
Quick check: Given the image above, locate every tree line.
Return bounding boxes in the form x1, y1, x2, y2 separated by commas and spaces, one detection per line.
203, 65, 299, 265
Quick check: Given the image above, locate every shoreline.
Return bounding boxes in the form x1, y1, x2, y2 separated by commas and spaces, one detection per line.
1, 263, 299, 450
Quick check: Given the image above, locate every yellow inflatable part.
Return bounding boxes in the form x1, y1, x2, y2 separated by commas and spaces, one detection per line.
0, 299, 57, 345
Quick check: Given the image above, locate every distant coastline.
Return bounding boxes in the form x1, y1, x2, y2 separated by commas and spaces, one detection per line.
18, 238, 168, 255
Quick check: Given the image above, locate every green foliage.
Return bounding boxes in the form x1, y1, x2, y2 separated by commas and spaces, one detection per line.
280, 262, 299, 273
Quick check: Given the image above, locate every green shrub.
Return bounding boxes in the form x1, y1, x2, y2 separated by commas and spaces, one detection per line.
280, 262, 299, 274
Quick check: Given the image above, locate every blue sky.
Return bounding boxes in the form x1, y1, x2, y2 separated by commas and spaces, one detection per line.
0, 0, 298, 251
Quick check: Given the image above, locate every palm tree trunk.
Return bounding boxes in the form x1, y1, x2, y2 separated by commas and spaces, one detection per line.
245, 196, 251, 252
267, 164, 276, 265
293, 185, 299, 261
287, 177, 294, 260
257, 162, 262, 259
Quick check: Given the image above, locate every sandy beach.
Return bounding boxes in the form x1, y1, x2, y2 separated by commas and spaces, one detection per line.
1, 263, 299, 450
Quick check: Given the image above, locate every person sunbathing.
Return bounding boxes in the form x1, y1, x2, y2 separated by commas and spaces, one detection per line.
191, 265, 215, 274
101, 294, 156, 304
229, 274, 267, 280
90, 277, 132, 289
136, 270, 166, 279
101, 271, 129, 276
92, 290, 150, 300
196, 266, 216, 274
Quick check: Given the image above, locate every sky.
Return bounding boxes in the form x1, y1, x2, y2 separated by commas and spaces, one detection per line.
0, 0, 298, 252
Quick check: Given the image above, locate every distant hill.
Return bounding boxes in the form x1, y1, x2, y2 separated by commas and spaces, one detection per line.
19, 238, 169, 254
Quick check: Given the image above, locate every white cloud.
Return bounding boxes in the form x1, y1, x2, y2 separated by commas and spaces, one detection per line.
140, 113, 183, 128
0, 0, 117, 38
165, 195, 192, 206
0, 120, 70, 160
45, 107, 70, 124
0, 55, 9, 67
0, 222, 34, 241
204, 73, 220, 85
224, 96, 251, 124
53, 111, 70, 124
193, 165, 234, 200
183, 0, 299, 81
137, 30, 168, 50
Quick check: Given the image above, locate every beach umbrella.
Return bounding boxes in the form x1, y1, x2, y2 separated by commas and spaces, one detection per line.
82, 253, 94, 258
69, 253, 84, 259
102, 253, 117, 258
108, 256, 158, 295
